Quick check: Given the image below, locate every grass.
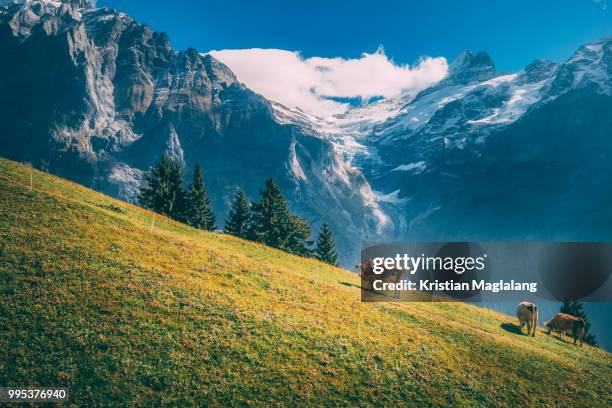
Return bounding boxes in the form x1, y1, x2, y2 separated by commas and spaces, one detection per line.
0, 157, 610, 407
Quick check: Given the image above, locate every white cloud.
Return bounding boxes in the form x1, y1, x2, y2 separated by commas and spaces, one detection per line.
208, 48, 448, 117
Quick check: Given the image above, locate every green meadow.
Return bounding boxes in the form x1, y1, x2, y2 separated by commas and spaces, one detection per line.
0, 158, 610, 407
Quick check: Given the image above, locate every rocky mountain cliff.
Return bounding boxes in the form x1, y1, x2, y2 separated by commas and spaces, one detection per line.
0, 0, 390, 266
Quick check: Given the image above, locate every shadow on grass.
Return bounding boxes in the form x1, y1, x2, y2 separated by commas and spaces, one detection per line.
502, 326, 575, 345
500, 322, 525, 336
338, 281, 402, 301
545, 332, 573, 345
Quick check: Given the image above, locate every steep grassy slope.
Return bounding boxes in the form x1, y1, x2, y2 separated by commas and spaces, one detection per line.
0, 157, 610, 407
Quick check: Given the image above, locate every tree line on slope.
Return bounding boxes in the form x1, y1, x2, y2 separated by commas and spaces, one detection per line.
138, 153, 340, 266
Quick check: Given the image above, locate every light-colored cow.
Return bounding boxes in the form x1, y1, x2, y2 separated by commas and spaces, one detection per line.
516, 301, 538, 337
544, 313, 585, 346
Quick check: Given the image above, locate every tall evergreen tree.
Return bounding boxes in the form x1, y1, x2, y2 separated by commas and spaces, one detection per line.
249, 178, 312, 256
225, 188, 251, 238
249, 178, 290, 247
560, 301, 598, 347
138, 153, 186, 221
315, 223, 339, 266
284, 214, 313, 257
186, 164, 216, 231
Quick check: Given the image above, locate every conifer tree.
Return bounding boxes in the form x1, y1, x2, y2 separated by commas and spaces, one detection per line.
138, 153, 186, 221
560, 301, 598, 347
249, 178, 290, 247
225, 187, 251, 238
249, 178, 312, 256
315, 223, 339, 266
284, 214, 313, 257
186, 163, 216, 231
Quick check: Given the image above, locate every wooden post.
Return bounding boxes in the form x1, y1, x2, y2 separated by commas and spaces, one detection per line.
150, 213, 156, 233
30, 171, 33, 190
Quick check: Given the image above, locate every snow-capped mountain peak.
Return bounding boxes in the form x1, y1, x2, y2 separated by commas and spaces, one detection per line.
446, 50, 496, 84
547, 35, 612, 97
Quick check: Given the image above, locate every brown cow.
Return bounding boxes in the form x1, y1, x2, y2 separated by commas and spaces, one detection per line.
544, 313, 585, 346
358, 259, 404, 299
516, 301, 538, 337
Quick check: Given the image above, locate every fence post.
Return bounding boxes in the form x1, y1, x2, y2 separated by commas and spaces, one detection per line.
150, 213, 156, 233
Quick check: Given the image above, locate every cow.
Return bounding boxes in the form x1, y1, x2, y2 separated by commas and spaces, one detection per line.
358, 259, 404, 299
544, 313, 585, 346
516, 301, 538, 337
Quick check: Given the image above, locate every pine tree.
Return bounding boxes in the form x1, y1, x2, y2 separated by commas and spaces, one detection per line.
560, 301, 598, 347
138, 153, 186, 221
249, 178, 290, 248
249, 178, 312, 256
315, 223, 339, 266
284, 214, 313, 257
225, 188, 251, 238
185, 164, 216, 231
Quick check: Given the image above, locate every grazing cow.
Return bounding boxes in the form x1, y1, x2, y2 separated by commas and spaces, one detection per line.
544, 313, 585, 346
358, 259, 404, 299
516, 301, 538, 337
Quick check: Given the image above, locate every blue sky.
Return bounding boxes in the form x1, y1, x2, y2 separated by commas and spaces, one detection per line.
99, 0, 612, 72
